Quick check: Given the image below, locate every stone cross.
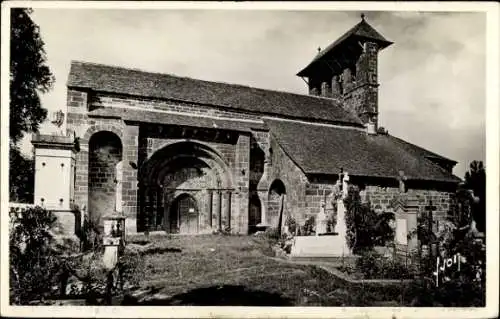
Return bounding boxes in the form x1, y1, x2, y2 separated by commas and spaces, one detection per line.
316, 200, 328, 235
398, 170, 407, 193
342, 172, 350, 199
114, 161, 123, 213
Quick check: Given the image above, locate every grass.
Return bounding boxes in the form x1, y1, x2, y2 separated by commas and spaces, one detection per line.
120, 234, 414, 306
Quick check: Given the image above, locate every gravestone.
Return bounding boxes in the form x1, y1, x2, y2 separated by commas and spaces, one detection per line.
290, 174, 352, 261
390, 195, 419, 256
315, 201, 328, 235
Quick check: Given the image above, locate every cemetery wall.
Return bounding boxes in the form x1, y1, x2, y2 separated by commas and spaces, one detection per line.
303, 181, 453, 231
360, 186, 453, 224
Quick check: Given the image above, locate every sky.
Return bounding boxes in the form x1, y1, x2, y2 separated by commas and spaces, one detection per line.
21, 8, 486, 179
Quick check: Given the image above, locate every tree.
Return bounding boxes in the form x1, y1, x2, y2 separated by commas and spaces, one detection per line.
343, 186, 395, 253
9, 142, 34, 203
10, 8, 54, 144
463, 161, 486, 233
409, 186, 485, 306
9, 8, 54, 202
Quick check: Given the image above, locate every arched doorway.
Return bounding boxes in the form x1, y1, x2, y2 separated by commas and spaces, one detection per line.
268, 179, 286, 229
170, 194, 199, 234
139, 141, 233, 234
88, 131, 122, 227
248, 194, 262, 234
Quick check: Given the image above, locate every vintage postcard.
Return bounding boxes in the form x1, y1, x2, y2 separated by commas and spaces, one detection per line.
1, 1, 498, 318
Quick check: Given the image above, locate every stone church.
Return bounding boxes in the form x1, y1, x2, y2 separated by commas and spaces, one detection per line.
33, 16, 460, 237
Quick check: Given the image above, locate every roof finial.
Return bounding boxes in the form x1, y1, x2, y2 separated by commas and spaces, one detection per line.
361, 13, 365, 21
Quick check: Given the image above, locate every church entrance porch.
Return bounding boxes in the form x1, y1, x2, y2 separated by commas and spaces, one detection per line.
138, 141, 234, 234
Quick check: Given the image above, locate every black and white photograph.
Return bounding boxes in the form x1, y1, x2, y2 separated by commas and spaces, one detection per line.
1, 1, 498, 318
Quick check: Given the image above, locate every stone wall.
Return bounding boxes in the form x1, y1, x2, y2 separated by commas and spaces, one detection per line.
88, 131, 122, 227
265, 136, 309, 228
93, 93, 262, 122
360, 186, 453, 225
122, 124, 139, 233
67, 93, 125, 225
66, 88, 258, 234
301, 180, 453, 234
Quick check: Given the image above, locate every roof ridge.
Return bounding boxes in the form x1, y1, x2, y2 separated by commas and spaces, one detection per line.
69, 60, 345, 103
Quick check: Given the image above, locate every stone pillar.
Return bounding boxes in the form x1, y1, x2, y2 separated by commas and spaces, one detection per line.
332, 75, 342, 97
207, 190, 213, 228
226, 191, 232, 230
342, 68, 353, 91
320, 81, 331, 97
256, 133, 271, 228
123, 124, 139, 233
217, 191, 222, 231
235, 134, 250, 234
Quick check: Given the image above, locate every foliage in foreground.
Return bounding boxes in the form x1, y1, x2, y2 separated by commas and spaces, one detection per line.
9, 143, 34, 203
343, 186, 395, 253
9, 206, 61, 304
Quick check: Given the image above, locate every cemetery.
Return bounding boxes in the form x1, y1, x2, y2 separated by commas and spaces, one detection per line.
8, 13, 486, 307
8, 147, 485, 306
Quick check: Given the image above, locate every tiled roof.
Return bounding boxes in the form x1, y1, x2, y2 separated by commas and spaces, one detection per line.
297, 18, 393, 77
265, 119, 460, 183
68, 61, 362, 126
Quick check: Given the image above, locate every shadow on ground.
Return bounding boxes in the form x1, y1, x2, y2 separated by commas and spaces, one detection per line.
122, 285, 293, 306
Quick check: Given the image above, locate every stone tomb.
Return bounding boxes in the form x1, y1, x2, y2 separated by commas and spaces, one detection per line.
290, 175, 351, 260
290, 198, 351, 259
390, 196, 419, 256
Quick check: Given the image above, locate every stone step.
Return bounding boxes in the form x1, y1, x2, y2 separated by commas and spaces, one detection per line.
288, 255, 359, 267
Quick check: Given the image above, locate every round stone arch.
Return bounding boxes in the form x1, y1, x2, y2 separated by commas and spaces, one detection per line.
138, 141, 234, 233
139, 141, 234, 189
73, 124, 124, 226
87, 130, 123, 228
82, 124, 123, 144
267, 179, 287, 229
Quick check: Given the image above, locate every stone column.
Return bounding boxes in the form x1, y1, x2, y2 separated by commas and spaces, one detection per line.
256, 133, 271, 227
122, 124, 139, 233
332, 75, 342, 97
217, 191, 222, 231
342, 68, 353, 92
226, 191, 232, 230
320, 81, 331, 97
208, 190, 213, 228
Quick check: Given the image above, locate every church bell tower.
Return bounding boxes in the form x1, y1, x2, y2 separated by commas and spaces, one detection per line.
297, 14, 392, 131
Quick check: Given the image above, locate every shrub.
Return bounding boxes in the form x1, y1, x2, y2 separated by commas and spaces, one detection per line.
80, 214, 103, 252
263, 227, 280, 242
343, 185, 395, 253
355, 250, 412, 280
9, 206, 63, 304
355, 251, 381, 279
284, 214, 297, 234
301, 216, 316, 236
